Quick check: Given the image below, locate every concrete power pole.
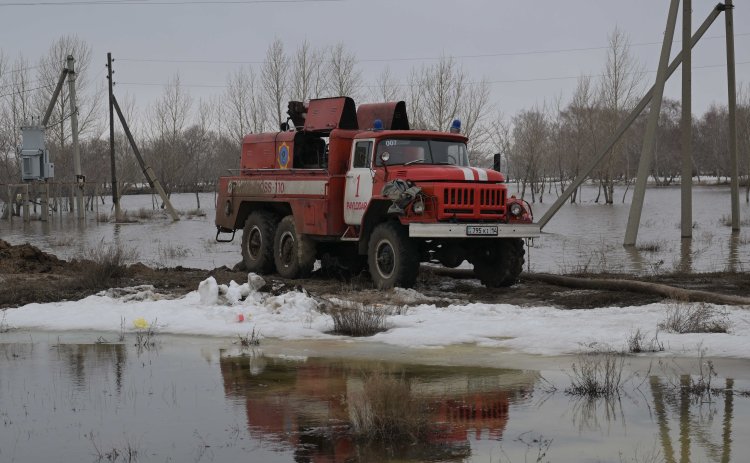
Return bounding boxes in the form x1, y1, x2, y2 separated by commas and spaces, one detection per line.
624, 0, 680, 246
681, 0, 693, 238
67, 55, 84, 220
725, 0, 740, 232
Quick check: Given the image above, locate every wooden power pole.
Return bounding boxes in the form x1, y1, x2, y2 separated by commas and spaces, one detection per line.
107, 52, 122, 221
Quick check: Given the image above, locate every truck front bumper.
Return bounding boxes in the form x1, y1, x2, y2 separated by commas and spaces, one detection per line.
408, 222, 541, 239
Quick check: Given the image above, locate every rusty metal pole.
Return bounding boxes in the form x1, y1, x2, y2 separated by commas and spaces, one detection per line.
725, 0, 740, 231
624, 0, 680, 246
681, 0, 693, 238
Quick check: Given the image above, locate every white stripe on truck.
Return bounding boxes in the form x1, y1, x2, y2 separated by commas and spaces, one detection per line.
229, 179, 327, 196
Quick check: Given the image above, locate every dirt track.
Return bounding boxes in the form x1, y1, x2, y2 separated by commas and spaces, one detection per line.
1, 239, 748, 310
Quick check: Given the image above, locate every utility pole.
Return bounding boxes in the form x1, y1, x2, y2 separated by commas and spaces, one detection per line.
106, 52, 178, 222
537, 3, 723, 230
725, 0, 740, 231
67, 55, 84, 220
107, 52, 121, 221
681, 0, 693, 238
624, 0, 680, 246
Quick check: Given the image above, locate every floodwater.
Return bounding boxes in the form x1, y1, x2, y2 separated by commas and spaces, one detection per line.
1, 334, 749, 462
1, 184, 748, 274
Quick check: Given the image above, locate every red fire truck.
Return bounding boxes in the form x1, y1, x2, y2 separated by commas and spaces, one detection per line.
215, 97, 539, 289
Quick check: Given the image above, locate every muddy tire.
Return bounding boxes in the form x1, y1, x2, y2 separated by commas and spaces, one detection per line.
273, 215, 316, 279
368, 222, 420, 289
472, 238, 525, 288
241, 211, 277, 274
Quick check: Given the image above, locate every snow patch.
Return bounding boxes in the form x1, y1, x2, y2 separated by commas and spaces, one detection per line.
4, 279, 750, 359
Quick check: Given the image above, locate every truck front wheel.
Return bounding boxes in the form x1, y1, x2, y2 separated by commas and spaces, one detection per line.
273, 215, 316, 279
472, 238, 525, 288
368, 222, 419, 289
241, 211, 277, 274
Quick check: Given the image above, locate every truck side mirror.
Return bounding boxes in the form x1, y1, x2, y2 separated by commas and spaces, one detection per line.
380, 151, 390, 181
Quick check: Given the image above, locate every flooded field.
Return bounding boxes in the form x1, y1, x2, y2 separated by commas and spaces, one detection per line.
2, 185, 749, 462
1, 334, 749, 462
1, 185, 748, 274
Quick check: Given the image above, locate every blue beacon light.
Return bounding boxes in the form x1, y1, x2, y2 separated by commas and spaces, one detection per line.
373, 119, 384, 131
450, 119, 461, 133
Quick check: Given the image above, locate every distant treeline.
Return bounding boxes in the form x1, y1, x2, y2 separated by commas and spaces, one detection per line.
1, 32, 748, 208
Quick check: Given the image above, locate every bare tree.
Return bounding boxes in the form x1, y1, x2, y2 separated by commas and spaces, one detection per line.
652, 98, 682, 186
461, 78, 491, 153
557, 75, 600, 203
407, 68, 427, 129
0, 54, 35, 185
597, 27, 644, 204
261, 38, 289, 130
328, 42, 362, 100
409, 56, 491, 159
223, 66, 264, 142
738, 82, 750, 201
414, 56, 465, 132
113, 93, 143, 203
148, 73, 193, 198
371, 66, 401, 102
290, 40, 328, 103
183, 98, 214, 207
482, 112, 512, 172
509, 108, 549, 202
695, 105, 729, 182
35, 35, 101, 170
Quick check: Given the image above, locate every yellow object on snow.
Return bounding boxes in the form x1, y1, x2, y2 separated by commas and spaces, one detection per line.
133, 317, 149, 330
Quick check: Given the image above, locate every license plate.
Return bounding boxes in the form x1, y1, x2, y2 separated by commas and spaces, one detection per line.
466, 225, 498, 236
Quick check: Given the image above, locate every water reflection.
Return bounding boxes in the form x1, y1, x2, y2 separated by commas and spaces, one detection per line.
219, 352, 537, 461
678, 238, 693, 273
54, 343, 127, 395
728, 233, 741, 273
0, 341, 748, 462
649, 376, 735, 463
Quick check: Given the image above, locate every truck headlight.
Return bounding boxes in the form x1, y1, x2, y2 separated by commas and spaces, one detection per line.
413, 198, 425, 214
510, 203, 523, 217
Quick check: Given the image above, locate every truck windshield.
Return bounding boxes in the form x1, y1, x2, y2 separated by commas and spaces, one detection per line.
375, 139, 469, 167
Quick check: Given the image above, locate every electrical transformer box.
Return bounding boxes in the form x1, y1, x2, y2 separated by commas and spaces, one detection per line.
20, 125, 54, 181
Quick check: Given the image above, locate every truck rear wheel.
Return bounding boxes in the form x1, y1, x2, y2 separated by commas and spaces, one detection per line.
241, 211, 277, 274
472, 238, 525, 288
273, 215, 316, 279
368, 222, 419, 289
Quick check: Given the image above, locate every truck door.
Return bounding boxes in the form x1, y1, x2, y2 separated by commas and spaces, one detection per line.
344, 139, 374, 225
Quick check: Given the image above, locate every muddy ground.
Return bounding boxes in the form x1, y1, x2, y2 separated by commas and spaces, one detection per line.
1, 239, 748, 310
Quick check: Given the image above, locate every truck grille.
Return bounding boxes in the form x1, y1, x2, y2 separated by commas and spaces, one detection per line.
437, 185, 506, 220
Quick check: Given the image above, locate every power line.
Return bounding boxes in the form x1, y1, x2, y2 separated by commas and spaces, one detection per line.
0, 83, 56, 99
0, 0, 342, 6
0, 79, 43, 91
116, 32, 750, 66
115, 60, 750, 90
3, 64, 43, 75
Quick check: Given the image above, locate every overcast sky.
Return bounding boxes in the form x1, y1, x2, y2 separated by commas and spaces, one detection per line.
1, 0, 748, 126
